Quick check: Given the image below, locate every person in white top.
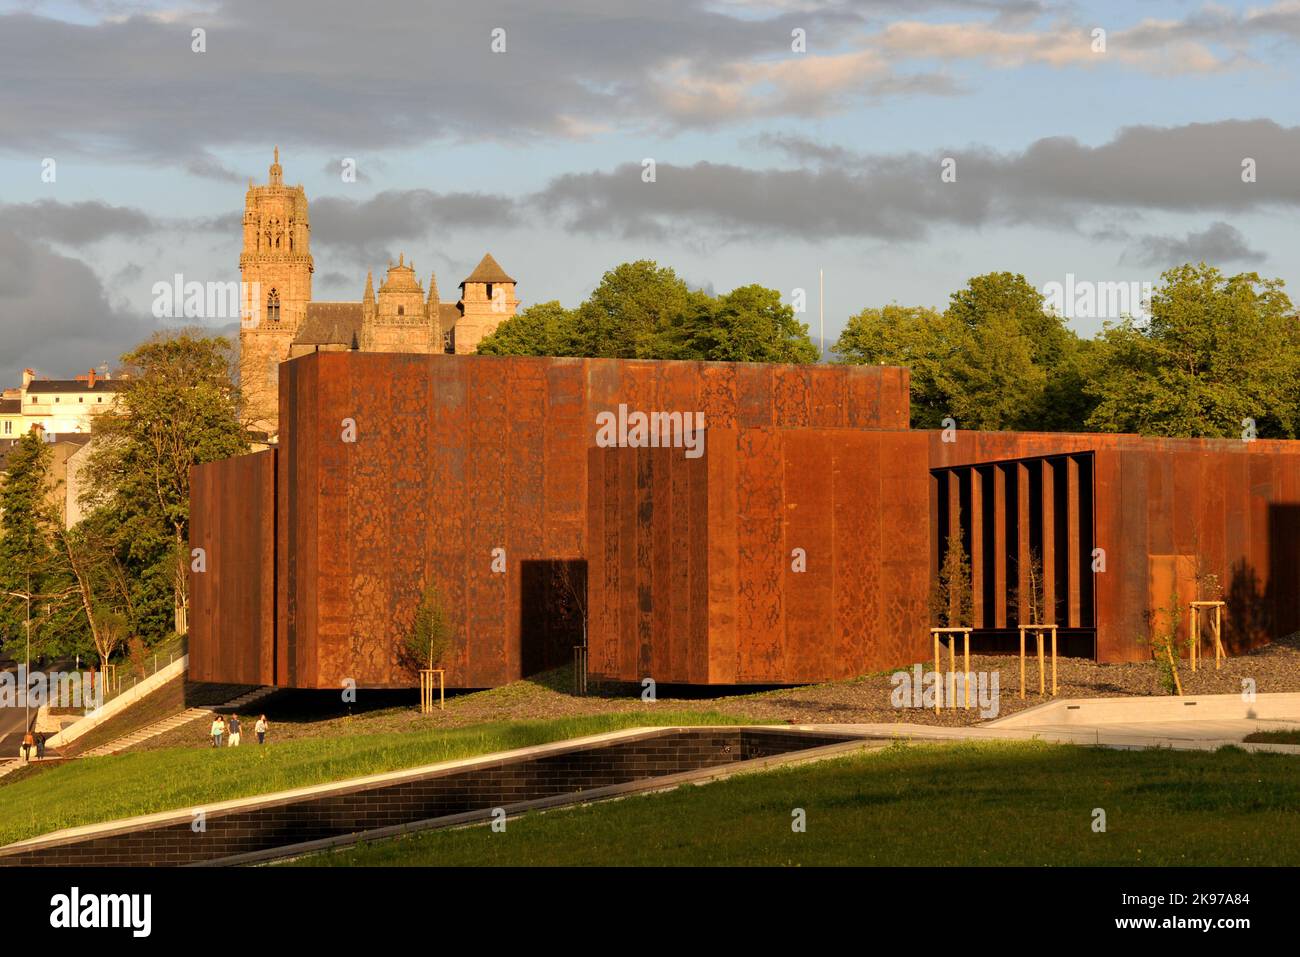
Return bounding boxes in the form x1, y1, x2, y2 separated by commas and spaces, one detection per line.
255, 715, 269, 746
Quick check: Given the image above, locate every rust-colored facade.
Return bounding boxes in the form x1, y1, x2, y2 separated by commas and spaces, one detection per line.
190, 351, 1300, 689
190, 352, 911, 688
928, 431, 1300, 662
586, 429, 931, 684
189, 449, 276, 685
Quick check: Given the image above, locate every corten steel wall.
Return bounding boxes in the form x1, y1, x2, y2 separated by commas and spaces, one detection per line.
928, 431, 1300, 662
588, 428, 931, 685
271, 352, 910, 689
930, 451, 1097, 652
189, 449, 276, 685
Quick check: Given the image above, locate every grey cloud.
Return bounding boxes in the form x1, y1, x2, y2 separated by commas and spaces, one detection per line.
0, 0, 1062, 166
0, 199, 157, 245
0, 0, 844, 161
310, 189, 519, 251
0, 231, 158, 383
535, 121, 1300, 241
1121, 222, 1267, 268
185, 153, 244, 183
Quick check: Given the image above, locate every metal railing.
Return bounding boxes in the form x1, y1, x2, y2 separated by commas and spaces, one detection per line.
94, 634, 188, 708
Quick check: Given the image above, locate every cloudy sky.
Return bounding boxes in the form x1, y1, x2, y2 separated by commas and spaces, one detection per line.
1, 0, 1298, 382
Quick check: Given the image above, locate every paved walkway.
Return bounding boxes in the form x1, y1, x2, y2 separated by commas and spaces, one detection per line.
0, 686, 277, 779
78, 686, 277, 757
799, 691, 1300, 753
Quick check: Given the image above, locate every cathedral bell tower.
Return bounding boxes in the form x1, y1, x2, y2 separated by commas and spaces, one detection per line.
239, 148, 314, 434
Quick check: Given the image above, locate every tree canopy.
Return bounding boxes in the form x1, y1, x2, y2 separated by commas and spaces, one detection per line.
81, 331, 249, 642
835, 274, 1094, 431
0, 432, 82, 660
1085, 264, 1299, 438
476, 260, 819, 363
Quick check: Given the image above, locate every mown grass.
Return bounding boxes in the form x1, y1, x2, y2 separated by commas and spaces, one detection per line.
289, 740, 1300, 867
0, 711, 761, 847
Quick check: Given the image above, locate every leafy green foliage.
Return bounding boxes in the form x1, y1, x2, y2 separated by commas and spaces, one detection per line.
1086, 263, 1300, 437
476, 260, 818, 363
476, 300, 575, 357
689, 284, 819, 363
929, 533, 973, 628
81, 332, 248, 643
402, 582, 453, 671
835, 273, 1094, 431
0, 431, 83, 659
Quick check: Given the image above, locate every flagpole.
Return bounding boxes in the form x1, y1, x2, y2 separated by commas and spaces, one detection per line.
819, 268, 824, 361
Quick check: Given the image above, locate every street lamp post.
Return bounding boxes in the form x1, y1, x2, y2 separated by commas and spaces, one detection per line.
3, 589, 36, 733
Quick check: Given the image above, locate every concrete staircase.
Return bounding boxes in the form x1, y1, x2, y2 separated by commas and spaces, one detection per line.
78, 687, 277, 758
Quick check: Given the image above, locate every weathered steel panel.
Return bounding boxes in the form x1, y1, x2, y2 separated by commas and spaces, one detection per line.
706, 427, 739, 683
735, 427, 785, 680
993, 464, 1007, 628
189, 449, 276, 685
198, 353, 1300, 687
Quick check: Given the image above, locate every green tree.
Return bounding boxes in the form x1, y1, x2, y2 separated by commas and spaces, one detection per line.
403, 582, 453, 671
688, 284, 819, 363
0, 432, 81, 661
570, 260, 699, 359
929, 533, 973, 628
476, 300, 577, 357
834, 304, 954, 428
835, 274, 1093, 431
82, 332, 249, 642
1086, 263, 1299, 437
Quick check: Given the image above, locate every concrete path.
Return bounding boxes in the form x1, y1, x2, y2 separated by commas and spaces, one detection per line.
78, 686, 277, 757
793, 691, 1300, 753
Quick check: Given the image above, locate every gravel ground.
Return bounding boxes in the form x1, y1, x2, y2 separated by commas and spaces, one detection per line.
125, 632, 1300, 752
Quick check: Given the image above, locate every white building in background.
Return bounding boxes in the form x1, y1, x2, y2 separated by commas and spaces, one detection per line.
2, 368, 123, 436
0, 369, 123, 528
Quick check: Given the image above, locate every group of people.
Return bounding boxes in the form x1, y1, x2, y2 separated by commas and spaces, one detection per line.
209, 713, 269, 748
19, 730, 47, 762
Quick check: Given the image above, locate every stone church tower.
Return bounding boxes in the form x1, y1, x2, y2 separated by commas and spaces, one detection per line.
239, 148, 313, 432
360, 254, 439, 353
238, 149, 519, 437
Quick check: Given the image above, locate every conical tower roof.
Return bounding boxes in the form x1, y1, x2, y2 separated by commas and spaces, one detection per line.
460, 253, 514, 285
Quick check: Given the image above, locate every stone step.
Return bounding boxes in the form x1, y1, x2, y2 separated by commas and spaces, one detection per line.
80, 687, 277, 758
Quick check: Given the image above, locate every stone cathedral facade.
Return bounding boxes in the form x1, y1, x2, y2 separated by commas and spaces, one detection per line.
238, 150, 519, 433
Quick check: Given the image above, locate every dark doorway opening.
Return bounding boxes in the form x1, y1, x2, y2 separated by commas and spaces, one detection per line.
520, 560, 587, 677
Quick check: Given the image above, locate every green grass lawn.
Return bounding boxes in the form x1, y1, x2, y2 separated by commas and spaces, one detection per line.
0, 711, 760, 847
289, 740, 1300, 867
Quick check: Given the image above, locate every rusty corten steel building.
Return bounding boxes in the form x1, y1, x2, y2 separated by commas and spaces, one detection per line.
190, 351, 1300, 689
189, 352, 913, 688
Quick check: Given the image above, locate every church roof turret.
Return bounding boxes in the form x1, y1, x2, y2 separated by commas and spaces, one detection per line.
379, 253, 423, 294
460, 252, 514, 286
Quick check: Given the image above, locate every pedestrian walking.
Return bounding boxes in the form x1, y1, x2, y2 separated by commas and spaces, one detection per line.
228, 714, 242, 747
20, 731, 34, 763
210, 714, 224, 748
255, 714, 268, 746
35, 732, 46, 760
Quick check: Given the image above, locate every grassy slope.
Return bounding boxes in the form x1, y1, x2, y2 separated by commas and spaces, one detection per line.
291, 741, 1300, 867
0, 711, 758, 847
